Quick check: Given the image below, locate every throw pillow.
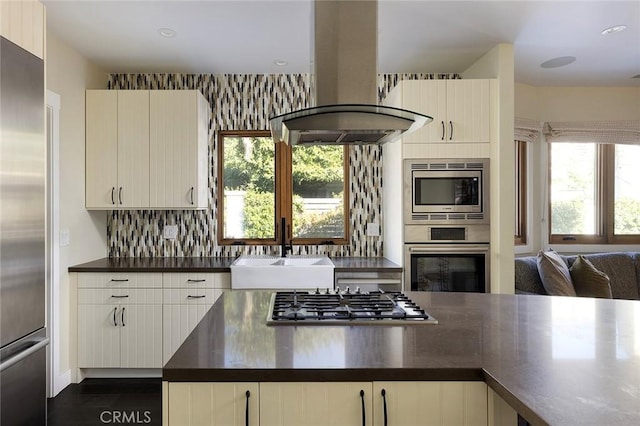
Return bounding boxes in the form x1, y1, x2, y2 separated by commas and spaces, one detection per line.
536, 250, 576, 296
569, 255, 613, 299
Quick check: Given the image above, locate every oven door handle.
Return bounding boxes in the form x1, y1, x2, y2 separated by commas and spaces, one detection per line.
408, 245, 489, 253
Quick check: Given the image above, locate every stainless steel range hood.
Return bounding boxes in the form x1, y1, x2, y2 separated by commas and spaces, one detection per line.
270, 0, 432, 146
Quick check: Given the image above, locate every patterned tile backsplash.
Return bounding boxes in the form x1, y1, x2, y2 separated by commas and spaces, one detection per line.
106, 73, 458, 257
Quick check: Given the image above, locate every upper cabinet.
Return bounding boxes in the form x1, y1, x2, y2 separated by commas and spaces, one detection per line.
0, 0, 45, 59
386, 79, 494, 144
149, 91, 209, 209
85, 90, 210, 210
86, 90, 150, 209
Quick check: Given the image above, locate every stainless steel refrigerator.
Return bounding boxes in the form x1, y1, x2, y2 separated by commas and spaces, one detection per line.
0, 36, 49, 424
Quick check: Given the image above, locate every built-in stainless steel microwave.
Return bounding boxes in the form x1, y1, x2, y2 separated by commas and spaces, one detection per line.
404, 158, 489, 225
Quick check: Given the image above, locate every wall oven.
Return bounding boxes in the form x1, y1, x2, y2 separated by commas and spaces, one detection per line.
404, 243, 489, 293
404, 158, 489, 225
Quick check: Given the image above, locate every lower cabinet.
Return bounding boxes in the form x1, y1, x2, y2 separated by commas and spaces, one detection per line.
166, 382, 259, 426
164, 381, 490, 426
76, 272, 229, 371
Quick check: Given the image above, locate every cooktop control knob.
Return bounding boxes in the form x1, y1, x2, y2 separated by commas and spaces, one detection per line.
345, 286, 351, 294
355, 286, 361, 294
315, 287, 320, 294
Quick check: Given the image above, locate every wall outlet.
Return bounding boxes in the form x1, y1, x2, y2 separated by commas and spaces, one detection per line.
366, 222, 380, 237
60, 229, 70, 246
164, 225, 178, 240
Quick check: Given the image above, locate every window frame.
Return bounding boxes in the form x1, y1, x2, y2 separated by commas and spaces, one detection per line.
548, 142, 640, 245
514, 140, 527, 246
217, 130, 350, 246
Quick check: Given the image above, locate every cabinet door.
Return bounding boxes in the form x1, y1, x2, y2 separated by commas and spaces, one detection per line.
120, 304, 163, 368
260, 382, 372, 426
446, 80, 491, 143
78, 304, 120, 368
162, 304, 212, 364
86, 90, 118, 209
372, 381, 487, 426
117, 90, 150, 208
0, 0, 45, 58
401, 80, 447, 144
150, 91, 199, 209
167, 382, 259, 426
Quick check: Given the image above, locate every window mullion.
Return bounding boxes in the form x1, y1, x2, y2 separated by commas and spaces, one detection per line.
602, 144, 615, 243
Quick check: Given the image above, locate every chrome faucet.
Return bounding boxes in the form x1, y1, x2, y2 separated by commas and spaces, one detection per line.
280, 217, 293, 257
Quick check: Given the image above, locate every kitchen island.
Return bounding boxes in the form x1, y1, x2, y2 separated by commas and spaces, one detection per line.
163, 291, 640, 425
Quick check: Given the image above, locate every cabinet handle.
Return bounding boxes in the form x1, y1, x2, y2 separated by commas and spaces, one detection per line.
449, 120, 453, 141
111, 187, 115, 205
113, 307, 118, 327
441, 121, 445, 140
187, 279, 206, 283
121, 307, 126, 327
118, 186, 123, 205
245, 390, 251, 426
360, 389, 366, 426
382, 388, 388, 426
111, 295, 129, 298
187, 295, 206, 299
190, 187, 194, 205
110, 279, 129, 282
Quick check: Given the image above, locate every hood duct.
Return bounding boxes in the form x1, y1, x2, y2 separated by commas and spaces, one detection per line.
270, 0, 432, 146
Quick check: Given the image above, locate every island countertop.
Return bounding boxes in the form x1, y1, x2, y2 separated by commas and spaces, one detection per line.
163, 291, 640, 426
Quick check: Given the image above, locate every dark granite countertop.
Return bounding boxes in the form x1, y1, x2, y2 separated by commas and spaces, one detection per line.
163, 291, 640, 426
68, 256, 401, 273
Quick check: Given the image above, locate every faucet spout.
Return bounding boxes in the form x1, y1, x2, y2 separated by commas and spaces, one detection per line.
280, 217, 293, 257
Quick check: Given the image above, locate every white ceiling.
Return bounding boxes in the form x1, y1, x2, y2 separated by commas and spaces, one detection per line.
43, 0, 640, 87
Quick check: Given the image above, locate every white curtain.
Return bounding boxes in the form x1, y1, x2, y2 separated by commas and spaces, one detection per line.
514, 117, 542, 143
543, 120, 640, 145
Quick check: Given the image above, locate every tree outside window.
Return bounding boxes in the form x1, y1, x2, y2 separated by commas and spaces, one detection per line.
218, 131, 349, 246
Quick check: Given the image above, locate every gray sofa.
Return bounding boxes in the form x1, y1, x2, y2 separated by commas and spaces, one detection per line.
515, 252, 640, 300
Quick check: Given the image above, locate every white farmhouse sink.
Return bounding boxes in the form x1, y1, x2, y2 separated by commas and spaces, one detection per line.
230, 255, 334, 290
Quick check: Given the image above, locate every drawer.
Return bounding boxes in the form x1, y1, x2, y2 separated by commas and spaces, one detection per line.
162, 288, 222, 305
78, 288, 163, 305
162, 273, 214, 289
162, 272, 230, 289
78, 272, 162, 289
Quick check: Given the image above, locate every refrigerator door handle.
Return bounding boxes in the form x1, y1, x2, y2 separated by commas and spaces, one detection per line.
0, 337, 49, 373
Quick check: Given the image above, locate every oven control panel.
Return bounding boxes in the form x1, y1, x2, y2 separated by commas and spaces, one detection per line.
404, 224, 490, 243
431, 227, 466, 240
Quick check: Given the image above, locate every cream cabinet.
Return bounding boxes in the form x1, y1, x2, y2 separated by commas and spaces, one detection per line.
0, 0, 45, 59
85, 90, 150, 209
85, 90, 210, 210
386, 79, 493, 144
372, 381, 488, 426
77, 273, 163, 368
162, 273, 229, 364
164, 381, 489, 426
149, 90, 210, 209
167, 382, 259, 426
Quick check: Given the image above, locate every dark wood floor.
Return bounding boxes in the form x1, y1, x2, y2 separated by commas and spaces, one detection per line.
47, 378, 161, 426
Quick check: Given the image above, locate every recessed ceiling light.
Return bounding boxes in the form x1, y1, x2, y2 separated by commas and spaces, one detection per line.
540, 56, 576, 69
274, 59, 288, 66
158, 28, 176, 38
601, 25, 627, 35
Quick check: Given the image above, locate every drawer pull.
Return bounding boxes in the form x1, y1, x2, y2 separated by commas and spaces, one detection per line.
110, 279, 129, 282
187, 279, 206, 283
187, 295, 206, 299
111, 295, 129, 298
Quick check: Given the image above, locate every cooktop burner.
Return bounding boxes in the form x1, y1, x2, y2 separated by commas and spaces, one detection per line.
267, 290, 437, 325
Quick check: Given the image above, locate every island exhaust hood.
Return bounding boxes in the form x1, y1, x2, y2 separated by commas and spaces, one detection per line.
269, 0, 432, 146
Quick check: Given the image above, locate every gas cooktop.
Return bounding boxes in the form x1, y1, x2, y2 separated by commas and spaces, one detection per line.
267, 290, 438, 325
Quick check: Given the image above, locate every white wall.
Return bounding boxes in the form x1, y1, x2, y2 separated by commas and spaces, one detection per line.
515, 83, 640, 255
46, 32, 107, 381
